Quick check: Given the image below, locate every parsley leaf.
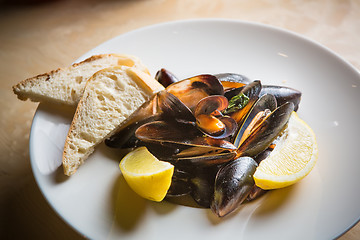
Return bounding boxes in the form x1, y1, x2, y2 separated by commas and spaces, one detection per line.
223, 93, 249, 115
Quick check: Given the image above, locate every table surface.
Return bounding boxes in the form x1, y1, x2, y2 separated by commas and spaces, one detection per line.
1, 0, 359, 239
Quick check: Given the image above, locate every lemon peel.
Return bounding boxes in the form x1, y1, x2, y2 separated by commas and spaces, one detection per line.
119, 146, 174, 202
253, 112, 318, 190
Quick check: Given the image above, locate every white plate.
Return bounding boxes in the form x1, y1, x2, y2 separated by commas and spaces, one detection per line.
30, 19, 360, 240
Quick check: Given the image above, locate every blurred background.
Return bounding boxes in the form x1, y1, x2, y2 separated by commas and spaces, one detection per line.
1, 0, 359, 239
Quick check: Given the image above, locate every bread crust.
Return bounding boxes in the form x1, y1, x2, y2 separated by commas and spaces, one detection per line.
12, 54, 149, 105
12, 54, 112, 98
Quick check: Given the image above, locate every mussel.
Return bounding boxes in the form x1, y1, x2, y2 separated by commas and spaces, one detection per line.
155, 68, 179, 87
233, 94, 277, 148
236, 102, 294, 157
194, 95, 237, 139
261, 85, 301, 111
211, 157, 258, 217
189, 165, 220, 208
166, 74, 224, 111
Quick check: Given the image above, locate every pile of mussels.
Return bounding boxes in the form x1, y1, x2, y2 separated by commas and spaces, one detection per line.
105, 69, 301, 217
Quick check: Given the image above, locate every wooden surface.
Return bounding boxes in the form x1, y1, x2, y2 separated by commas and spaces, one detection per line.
1, 0, 359, 239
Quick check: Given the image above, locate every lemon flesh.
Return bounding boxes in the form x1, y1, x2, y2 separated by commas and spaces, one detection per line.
253, 112, 318, 190
119, 146, 174, 202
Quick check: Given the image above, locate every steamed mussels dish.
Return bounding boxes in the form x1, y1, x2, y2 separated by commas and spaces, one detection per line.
106, 69, 316, 217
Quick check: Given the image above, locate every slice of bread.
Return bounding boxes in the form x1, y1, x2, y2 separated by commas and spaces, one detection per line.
12, 54, 150, 106
62, 66, 164, 176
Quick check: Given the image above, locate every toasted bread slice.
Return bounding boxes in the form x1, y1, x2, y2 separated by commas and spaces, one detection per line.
62, 66, 164, 176
12, 54, 150, 106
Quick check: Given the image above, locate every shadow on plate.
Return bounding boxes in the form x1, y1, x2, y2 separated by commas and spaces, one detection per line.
111, 174, 147, 231
39, 102, 76, 119
250, 185, 295, 217
110, 174, 182, 232
53, 165, 69, 183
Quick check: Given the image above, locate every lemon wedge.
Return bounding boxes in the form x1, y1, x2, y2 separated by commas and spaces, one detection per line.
119, 146, 174, 202
253, 112, 318, 190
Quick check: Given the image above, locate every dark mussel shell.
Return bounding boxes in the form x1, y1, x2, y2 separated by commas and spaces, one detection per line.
167, 178, 192, 197
189, 165, 220, 208
135, 121, 237, 166
136, 121, 237, 151
157, 90, 195, 123
261, 85, 302, 111
105, 117, 154, 148
194, 95, 237, 139
237, 102, 294, 157
253, 146, 273, 164
226, 80, 262, 131
154, 144, 237, 167
216, 73, 251, 99
233, 94, 277, 148
166, 74, 224, 111
173, 150, 236, 167
155, 68, 179, 87
217, 74, 251, 100
211, 156, 258, 217
166, 168, 192, 197
135, 120, 199, 145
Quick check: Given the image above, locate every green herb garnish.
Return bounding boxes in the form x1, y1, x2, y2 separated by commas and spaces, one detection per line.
223, 93, 249, 115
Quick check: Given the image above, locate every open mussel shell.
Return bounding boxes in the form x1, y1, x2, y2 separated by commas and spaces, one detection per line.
166, 74, 224, 111
261, 85, 302, 111
196, 114, 226, 136
233, 94, 277, 148
158, 139, 237, 167
204, 116, 237, 139
155, 68, 179, 87
216, 73, 251, 99
136, 121, 237, 166
227, 80, 262, 129
194, 95, 237, 139
194, 95, 228, 116
211, 156, 258, 217
135, 120, 199, 144
136, 121, 238, 151
173, 150, 237, 166
237, 101, 294, 157
157, 90, 195, 123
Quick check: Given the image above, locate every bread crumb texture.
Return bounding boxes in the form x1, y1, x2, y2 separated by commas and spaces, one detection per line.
62, 66, 152, 175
